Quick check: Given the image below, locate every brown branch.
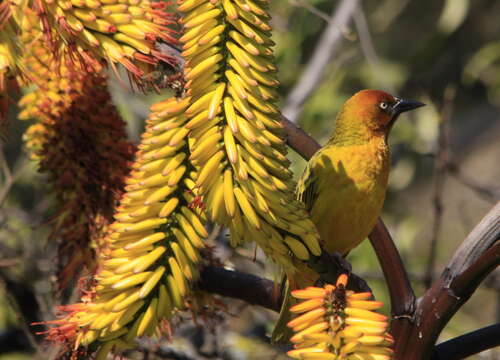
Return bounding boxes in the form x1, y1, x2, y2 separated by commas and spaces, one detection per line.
431, 323, 500, 360
281, 116, 321, 158
198, 266, 281, 312
197, 263, 372, 314
368, 220, 416, 329
450, 241, 499, 295
368, 220, 415, 351
394, 203, 500, 359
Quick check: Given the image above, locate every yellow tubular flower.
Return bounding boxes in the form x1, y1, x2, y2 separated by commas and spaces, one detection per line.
19, 25, 135, 290
287, 275, 394, 360
38, 96, 208, 358
178, 0, 322, 276
31, 0, 179, 81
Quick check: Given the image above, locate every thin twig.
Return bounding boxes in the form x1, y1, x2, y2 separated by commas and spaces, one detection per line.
0, 146, 12, 180
444, 201, 500, 281
282, 0, 359, 124
412, 152, 500, 203
446, 161, 500, 203
0, 257, 21, 267
288, 0, 331, 22
0, 153, 30, 207
353, 6, 393, 92
0, 147, 13, 205
424, 85, 456, 288
359, 269, 500, 291
0, 275, 44, 357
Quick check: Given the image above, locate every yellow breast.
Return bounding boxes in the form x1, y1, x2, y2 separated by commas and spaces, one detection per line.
310, 138, 390, 254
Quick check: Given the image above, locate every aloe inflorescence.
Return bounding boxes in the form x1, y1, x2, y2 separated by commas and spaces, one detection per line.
35, 95, 213, 359
19, 10, 136, 290
32, 0, 179, 82
178, 0, 322, 277
287, 275, 394, 360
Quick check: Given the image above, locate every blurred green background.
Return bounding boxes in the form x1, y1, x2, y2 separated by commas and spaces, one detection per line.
1, 0, 499, 358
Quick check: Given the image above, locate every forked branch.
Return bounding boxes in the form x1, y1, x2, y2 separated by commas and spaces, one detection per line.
396, 202, 500, 359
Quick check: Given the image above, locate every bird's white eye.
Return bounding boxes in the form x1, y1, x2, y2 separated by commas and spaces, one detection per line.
379, 101, 389, 110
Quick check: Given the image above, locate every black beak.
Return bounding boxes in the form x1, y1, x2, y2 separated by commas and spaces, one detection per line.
391, 98, 425, 116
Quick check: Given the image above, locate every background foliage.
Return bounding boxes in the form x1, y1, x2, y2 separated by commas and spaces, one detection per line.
1, 0, 499, 358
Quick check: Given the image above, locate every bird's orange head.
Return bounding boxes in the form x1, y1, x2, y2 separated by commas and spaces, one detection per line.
331, 89, 424, 144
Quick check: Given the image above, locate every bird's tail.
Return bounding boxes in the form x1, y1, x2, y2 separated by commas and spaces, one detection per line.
271, 261, 319, 343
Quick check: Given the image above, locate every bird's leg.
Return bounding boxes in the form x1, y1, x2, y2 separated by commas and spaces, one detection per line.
308, 251, 352, 287
328, 251, 353, 273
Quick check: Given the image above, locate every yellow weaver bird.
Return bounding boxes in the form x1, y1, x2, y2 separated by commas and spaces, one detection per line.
272, 89, 424, 342
297, 89, 424, 255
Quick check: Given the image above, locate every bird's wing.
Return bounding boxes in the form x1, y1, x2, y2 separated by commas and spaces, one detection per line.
296, 157, 318, 212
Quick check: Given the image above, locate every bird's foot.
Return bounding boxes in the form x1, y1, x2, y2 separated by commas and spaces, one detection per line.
311, 251, 352, 287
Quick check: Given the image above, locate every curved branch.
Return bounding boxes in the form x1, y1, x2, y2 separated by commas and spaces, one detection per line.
397, 204, 500, 359
281, 116, 320, 158
431, 323, 500, 360
368, 220, 416, 349
368, 220, 416, 325
451, 240, 500, 297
